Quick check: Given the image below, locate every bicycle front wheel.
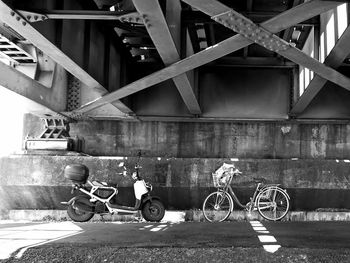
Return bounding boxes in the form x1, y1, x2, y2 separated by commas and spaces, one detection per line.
202, 191, 233, 222
256, 187, 289, 221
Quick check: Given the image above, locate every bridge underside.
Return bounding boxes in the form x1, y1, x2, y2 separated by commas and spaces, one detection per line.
0, 0, 349, 121
1, 0, 350, 214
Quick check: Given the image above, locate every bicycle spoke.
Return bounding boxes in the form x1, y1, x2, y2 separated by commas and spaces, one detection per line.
257, 188, 289, 221
203, 191, 232, 222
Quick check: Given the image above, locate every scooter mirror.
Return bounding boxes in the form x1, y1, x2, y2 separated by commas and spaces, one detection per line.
118, 162, 125, 167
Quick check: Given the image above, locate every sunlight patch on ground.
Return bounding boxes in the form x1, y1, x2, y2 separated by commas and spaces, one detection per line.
139, 223, 178, 232
150, 224, 167, 232
161, 211, 185, 223
0, 222, 83, 259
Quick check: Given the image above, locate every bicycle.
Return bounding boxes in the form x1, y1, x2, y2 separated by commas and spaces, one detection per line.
202, 163, 290, 222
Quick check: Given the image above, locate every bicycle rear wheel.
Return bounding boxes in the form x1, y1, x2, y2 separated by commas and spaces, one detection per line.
256, 187, 289, 221
202, 191, 233, 222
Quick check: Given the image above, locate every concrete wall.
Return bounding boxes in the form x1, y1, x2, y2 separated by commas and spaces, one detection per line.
0, 114, 345, 213
128, 66, 291, 119
0, 155, 349, 212
67, 119, 350, 159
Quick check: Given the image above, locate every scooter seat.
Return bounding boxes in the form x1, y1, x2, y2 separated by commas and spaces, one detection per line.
91, 180, 108, 187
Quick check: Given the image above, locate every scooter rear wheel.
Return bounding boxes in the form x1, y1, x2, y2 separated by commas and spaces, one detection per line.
141, 200, 165, 222
67, 196, 94, 222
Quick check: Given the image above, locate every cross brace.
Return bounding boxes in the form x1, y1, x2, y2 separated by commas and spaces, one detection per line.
73, 0, 342, 115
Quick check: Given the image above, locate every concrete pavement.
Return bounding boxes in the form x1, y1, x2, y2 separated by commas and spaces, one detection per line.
3, 209, 350, 222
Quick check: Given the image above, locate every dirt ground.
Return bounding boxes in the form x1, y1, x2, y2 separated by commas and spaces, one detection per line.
2, 246, 350, 263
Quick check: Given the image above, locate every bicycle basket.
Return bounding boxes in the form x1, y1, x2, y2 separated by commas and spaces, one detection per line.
212, 172, 226, 188
212, 163, 235, 187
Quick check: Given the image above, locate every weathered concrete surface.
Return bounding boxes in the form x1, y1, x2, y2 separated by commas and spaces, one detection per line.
67, 119, 350, 159
0, 155, 350, 212
2, 155, 350, 189
23, 114, 350, 159
12, 115, 350, 212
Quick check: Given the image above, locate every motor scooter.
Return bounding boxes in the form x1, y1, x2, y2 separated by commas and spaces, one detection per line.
61, 153, 165, 222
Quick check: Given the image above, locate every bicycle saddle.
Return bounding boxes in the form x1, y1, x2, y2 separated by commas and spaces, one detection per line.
253, 178, 267, 184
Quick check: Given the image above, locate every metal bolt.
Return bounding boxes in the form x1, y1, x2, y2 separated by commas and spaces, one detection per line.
34, 15, 38, 20
27, 15, 31, 20
16, 16, 20, 21
42, 16, 46, 20
10, 11, 15, 16
22, 21, 26, 26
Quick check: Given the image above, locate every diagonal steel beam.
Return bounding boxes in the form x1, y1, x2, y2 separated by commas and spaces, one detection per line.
132, 0, 201, 114
185, 0, 350, 91
0, 62, 69, 119
73, 0, 342, 114
291, 25, 350, 115
17, 10, 141, 23
0, 0, 134, 117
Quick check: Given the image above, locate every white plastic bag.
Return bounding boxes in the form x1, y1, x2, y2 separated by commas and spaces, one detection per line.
213, 163, 235, 187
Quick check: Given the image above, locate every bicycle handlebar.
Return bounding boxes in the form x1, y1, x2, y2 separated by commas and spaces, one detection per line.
234, 169, 242, 175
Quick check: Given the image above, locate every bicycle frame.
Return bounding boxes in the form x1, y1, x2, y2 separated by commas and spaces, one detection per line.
203, 168, 291, 222
219, 174, 281, 212
73, 181, 139, 214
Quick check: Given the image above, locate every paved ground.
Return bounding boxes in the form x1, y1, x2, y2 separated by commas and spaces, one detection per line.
0, 220, 350, 262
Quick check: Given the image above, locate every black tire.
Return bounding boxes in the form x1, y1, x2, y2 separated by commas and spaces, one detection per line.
257, 187, 290, 221
141, 199, 165, 222
67, 196, 95, 222
202, 191, 233, 222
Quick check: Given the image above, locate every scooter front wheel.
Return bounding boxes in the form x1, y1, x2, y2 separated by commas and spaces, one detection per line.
141, 200, 165, 222
67, 196, 95, 222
